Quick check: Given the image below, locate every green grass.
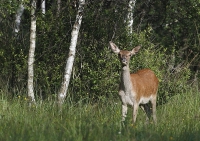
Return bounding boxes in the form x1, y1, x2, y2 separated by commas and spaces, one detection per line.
0, 89, 200, 141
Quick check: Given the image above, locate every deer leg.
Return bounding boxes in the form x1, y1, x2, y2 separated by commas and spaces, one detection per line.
122, 104, 128, 121
133, 103, 139, 123
151, 97, 157, 124
140, 104, 151, 124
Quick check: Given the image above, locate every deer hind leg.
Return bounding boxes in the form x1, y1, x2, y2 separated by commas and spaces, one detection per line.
151, 97, 157, 124
140, 104, 151, 124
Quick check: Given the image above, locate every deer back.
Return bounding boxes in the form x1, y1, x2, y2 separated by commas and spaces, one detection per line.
130, 69, 159, 102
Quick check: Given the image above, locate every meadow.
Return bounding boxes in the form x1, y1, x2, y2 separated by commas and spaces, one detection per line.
0, 88, 200, 141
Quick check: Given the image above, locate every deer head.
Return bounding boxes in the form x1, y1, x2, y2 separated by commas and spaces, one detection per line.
109, 41, 141, 66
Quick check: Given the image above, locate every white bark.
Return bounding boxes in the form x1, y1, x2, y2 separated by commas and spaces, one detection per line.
126, 0, 136, 34
14, 1, 24, 35
28, 0, 37, 105
58, 0, 85, 106
41, 0, 45, 15
57, 0, 61, 17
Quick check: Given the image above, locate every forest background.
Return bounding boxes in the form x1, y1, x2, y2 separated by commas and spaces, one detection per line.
0, 0, 199, 104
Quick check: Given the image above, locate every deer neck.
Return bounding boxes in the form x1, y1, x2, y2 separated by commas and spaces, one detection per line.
120, 65, 132, 93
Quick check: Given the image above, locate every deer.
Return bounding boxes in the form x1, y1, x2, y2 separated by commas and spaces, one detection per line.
109, 41, 159, 124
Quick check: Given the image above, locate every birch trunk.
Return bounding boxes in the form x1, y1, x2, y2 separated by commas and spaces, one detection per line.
126, 0, 136, 34
41, 0, 45, 15
57, 0, 61, 17
28, 0, 37, 105
14, 1, 24, 35
58, 0, 85, 106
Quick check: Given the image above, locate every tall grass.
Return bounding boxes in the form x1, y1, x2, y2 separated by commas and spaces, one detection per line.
0, 88, 200, 141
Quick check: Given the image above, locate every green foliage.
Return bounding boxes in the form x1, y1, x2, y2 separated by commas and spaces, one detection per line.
69, 43, 119, 101
0, 0, 197, 103
110, 31, 191, 104
139, 27, 192, 103
135, 0, 200, 65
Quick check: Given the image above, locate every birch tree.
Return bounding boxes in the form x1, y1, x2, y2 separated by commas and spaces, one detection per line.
126, 0, 136, 34
14, 0, 24, 35
57, 0, 61, 17
58, 0, 85, 106
28, 0, 37, 105
41, 0, 45, 15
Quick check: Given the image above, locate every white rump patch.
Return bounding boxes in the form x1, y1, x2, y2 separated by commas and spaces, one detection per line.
139, 95, 153, 104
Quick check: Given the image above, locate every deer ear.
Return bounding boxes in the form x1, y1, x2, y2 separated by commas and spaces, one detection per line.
109, 41, 120, 54
131, 46, 141, 55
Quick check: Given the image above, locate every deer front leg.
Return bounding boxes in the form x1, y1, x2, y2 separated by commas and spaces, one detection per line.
133, 103, 139, 123
119, 90, 128, 121
122, 104, 128, 121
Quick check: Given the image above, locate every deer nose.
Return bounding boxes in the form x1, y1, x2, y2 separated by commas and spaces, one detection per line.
122, 58, 126, 62
122, 57, 127, 64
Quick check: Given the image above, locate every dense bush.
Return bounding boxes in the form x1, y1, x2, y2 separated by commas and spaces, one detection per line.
66, 30, 191, 104
0, 0, 194, 103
